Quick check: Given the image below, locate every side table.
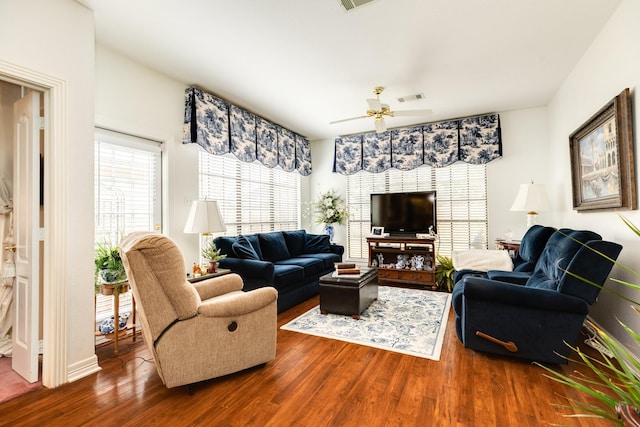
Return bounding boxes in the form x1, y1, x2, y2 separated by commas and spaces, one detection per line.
187, 268, 232, 283
495, 240, 521, 257
95, 282, 136, 355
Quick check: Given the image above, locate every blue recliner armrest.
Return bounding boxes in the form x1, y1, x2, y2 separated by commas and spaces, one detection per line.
486, 270, 530, 285
463, 276, 588, 314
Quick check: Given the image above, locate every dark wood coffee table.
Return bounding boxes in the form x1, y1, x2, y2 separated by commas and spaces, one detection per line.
319, 267, 378, 319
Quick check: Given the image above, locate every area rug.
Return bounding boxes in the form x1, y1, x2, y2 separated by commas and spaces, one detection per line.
0, 357, 42, 403
281, 286, 452, 360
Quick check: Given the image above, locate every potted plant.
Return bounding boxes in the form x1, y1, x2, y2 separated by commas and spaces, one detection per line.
435, 254, 455, 292
94, 240, 127, 295
201, 241, 227, 273
538, 216, 640, 425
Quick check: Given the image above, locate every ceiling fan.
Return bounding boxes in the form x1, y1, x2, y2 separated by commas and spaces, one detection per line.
330, 87, 432, 133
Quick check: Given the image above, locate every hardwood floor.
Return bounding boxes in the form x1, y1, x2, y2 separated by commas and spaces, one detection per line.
0, 295, 613, 426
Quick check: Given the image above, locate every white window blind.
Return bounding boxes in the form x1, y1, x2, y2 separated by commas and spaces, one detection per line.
94, 129, 163, 322
346, 163, 487, 259
199, 152, 300, 235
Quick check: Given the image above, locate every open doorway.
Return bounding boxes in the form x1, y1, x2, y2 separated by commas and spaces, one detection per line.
0, 79, 44, 396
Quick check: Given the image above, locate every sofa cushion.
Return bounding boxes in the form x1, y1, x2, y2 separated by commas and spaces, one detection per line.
299, 252, 342, 269
283, 229, 307, 257
303, 234, 331, 254
272, 264, 305, 289
275, 257, 324, 277
232, 235, 260, 260
259, 232, 291, 262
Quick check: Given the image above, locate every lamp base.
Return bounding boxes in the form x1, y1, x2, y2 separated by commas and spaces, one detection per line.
526, 212, 538, 228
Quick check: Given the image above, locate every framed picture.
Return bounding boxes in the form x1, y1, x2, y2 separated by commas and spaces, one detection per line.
371, 226, 384, 236
569, 88, 636, 211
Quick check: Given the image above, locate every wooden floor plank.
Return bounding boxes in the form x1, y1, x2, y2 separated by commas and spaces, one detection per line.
0, 295, 613, 426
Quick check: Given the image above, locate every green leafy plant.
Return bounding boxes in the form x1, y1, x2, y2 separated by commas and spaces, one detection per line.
94, 240, 126, 290
537, 216, 640, 425
201, 241, 227, 262
435, 254, 455, 292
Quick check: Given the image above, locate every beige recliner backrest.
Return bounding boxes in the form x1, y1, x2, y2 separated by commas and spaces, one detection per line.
119, 232, 199, 343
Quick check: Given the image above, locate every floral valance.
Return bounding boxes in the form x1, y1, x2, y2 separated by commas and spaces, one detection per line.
183, 86, 312, 176
333, 113, 501, 175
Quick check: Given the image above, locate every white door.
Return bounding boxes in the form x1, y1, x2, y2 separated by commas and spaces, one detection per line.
12, 92, 40, 383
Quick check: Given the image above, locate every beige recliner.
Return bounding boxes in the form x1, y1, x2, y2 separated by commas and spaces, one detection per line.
119, 232, 278, 390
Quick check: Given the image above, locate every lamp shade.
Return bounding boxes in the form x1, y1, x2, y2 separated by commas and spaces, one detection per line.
183, 200, 227, 234
510, 183, 550, 214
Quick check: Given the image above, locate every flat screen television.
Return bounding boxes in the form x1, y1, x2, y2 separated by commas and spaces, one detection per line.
370, 191, 436, 236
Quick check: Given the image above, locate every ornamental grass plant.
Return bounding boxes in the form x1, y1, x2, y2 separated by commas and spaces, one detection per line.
537, 216, 640, 425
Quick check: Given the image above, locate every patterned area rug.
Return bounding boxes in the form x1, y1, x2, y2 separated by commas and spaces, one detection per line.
281, 286, 452, 360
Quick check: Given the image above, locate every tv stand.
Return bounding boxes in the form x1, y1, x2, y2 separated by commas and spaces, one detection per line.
367, 236, 437, 290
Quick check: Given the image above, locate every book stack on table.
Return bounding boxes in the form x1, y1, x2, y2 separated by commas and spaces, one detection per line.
335, 263, 360, 275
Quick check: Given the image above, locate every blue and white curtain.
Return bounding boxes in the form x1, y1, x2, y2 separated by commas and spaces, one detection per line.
184, 86, 312, 176
333, 114, 501, 175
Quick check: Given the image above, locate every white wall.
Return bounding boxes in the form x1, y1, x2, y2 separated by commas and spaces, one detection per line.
548, 0, 640, 350
95, 45, 199, 266
0, 0, 95, 384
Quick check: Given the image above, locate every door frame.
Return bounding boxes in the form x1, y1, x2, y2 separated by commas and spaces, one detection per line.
0, 60, 68, 388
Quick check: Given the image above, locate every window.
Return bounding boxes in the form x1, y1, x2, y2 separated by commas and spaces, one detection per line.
199, 152, 300, 235
346, 163, 487, 259
94, 128, 163, 322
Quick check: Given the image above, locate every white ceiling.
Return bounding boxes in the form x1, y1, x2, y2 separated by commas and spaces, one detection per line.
81, 0, 621, 141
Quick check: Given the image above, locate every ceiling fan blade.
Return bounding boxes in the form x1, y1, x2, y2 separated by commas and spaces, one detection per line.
389, 109, 433, 117
329, 115, 369, 124
367, 98, 382, 111
375, 117, 386, 133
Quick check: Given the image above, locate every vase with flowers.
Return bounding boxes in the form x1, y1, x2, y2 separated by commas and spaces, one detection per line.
308, 189, 349, 242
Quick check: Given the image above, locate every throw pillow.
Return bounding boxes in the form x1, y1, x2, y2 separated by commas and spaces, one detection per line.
232, 235, 260, 260
258, 232, 291, 262
283, 229, 306, 257
303, 234, 331, 253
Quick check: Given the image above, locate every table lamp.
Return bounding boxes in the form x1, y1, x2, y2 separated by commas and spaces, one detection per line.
184, 200, 227, 266
183, 199, 226, 235
510, 181, 550, 228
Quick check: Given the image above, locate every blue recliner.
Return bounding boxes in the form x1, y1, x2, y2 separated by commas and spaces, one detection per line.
452, 228, 622, 364
453, 225, 556, 285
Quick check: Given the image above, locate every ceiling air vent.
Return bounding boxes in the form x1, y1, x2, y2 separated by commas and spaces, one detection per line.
338, 0, 377, 12
398, 93, 425, 103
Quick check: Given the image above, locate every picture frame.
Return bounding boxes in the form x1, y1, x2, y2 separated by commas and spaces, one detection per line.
569, 88, 636, 211
371, 226, 384, 236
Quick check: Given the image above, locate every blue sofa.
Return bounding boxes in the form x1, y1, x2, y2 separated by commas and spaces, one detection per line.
214, 230, 344, 313
452, 228, 622, 364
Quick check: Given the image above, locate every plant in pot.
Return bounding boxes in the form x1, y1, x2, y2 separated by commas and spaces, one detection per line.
94, 240, 127, 295
201, 240, 227, 273
435, 254, 455, 292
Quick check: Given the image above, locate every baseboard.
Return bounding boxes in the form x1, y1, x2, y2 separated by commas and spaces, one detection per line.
585, 315, 640, 376
66, 354, 101, 383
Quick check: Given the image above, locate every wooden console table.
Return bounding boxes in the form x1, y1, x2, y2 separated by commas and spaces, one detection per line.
367, 236, 437, 289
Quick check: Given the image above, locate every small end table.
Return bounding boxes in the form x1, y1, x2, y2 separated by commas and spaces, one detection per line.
187, 268, 232, 283
495, 240, 521, 257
